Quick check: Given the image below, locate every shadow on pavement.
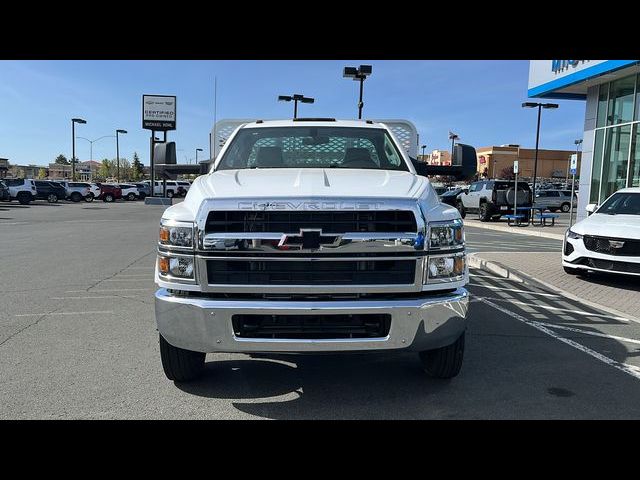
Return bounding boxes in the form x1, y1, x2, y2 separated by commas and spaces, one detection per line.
575, 271, 640, 292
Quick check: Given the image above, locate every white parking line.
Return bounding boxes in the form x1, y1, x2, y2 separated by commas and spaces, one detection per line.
479, 297, 640, 381
102, 279, 151, 282
66, 288, 154, 293
478, 296, 630, 322
468, 283, 560, 298
15, 310, 114, 317
535, 322, 640, 346
50, 296, 141, 300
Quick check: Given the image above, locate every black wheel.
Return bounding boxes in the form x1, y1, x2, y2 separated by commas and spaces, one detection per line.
419, 332, 465, 379
85, 193, 94, 202
70, 192, 82, 202
563, 266, 582, 275
139, 193, 146, 200
47, 193, 58, 203
478, 203, 491, 222
561, 203, 571, 213
103, 193, 114, 203
127, 192, 136, 201
166, 190, 174, 199
159, 334, 205, 382
456, 200, 466, 219
17, 193, 31, 205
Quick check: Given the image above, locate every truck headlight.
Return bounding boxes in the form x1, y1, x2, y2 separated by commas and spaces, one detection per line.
428, 219, 464, 250
424, 253, 466, 283
159, 222, 194, 248
157, 254, 195, 279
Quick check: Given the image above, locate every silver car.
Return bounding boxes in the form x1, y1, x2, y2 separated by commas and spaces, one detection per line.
534, 189, 577, 212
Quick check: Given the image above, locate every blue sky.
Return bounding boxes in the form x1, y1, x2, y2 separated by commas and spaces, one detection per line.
0, 60, 587, 166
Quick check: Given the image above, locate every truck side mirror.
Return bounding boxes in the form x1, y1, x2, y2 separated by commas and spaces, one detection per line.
586, 203, 598, 215
411, 144, 478, 181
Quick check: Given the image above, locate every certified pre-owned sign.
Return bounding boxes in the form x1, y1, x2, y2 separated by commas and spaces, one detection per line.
142, 95, 176, 131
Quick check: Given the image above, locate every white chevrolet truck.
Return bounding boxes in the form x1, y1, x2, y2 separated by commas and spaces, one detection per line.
154, 118, 476, 382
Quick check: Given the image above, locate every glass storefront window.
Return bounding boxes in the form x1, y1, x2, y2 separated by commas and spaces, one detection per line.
630, 124, 640, 187
597, 83, 609, 128
607, 76, 636, 126
590, 129, 605, 203
600, 125, 631, 203
636, 74, 640, 121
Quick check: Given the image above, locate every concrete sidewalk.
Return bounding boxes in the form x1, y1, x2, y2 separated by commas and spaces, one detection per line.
468, 251, 640, 322
464, 218, 567, 240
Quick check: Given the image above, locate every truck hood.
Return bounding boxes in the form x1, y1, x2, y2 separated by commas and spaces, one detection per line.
573, 213, 640, 239
199, 168, 427, 199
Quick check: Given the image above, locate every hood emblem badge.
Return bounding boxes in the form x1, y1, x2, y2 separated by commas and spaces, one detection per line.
609, 240, 625, 249
279, 229, 340, 250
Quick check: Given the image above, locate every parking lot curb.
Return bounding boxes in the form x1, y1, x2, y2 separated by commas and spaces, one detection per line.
467, 252, 640, 324
463, 219, 566, 240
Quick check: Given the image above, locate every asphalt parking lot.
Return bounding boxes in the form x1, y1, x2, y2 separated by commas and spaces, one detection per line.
2, 200, 640, 419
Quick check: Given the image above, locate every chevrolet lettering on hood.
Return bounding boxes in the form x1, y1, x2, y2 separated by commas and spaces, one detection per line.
237, 201, 385, 210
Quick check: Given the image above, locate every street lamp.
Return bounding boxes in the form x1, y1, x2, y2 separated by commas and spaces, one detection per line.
116, 129, 127, 182
448, 131, 459, 158
71, 118, 87, 181
522, 102, 559, 205
421, 145, 427, 157
278, 94, 315, 119
195, 148, 203, 164
343, 64, 372, 119
76, 135, 115, 181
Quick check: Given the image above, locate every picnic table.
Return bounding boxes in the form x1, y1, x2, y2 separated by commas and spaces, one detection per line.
514, 206, 559, 226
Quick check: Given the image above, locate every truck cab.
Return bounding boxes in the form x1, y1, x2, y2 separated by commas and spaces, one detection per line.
154, 119, 474, 383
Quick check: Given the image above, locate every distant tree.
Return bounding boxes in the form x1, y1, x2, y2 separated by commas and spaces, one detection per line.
55, 154, 69, 165
500, 166, 514, 179
98, 158, 115, 180
37, 168, 47, 179
118, 158, 131, 181
131, 152, 144, 181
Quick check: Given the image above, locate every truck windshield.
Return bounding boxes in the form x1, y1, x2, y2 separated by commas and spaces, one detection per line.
216, 127, 409, 171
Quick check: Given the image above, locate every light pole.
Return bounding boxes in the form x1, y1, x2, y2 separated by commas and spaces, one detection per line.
115, 129, 127, 182
71, 118, 87, 181
522, 102, 559, 206
448, 131, 459, 160
76, 135, 116, 164
343, 65, 372, 119
278, 94, 314, 119
421, 144, 427, 160
195, 148, 203, 165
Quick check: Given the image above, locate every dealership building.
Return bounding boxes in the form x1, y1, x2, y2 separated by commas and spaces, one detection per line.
528, 60, 640, 221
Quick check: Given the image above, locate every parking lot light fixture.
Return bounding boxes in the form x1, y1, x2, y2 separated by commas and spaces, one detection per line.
522, 102, 559, 204
448, 131, 459, 157
195, 148, 203, 164
278, 94, 315, 119
71, 118, 87, 181
116, 129, 127, 182
343, 65, 373, 119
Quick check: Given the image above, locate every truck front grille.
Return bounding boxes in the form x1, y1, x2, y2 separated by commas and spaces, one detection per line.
207, 259, 416, 285
583, 235, 640, 256
205, 210, 417, 234
232, 313, 391, 339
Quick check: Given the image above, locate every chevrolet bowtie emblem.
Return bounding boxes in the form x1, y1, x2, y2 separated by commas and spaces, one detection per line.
609, 240, 625, 249
278, 229, 339, 250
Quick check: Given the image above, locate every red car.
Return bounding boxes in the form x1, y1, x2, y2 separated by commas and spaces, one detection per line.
96, 183, 122, 202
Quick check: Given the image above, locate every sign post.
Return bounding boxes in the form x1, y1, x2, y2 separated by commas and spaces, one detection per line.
513, 160, 519, 224
569, 154, 577, 226
142, 95, 176, 196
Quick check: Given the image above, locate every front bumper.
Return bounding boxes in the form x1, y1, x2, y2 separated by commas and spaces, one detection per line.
155, 287, 469, 353
563, 236, 640, 276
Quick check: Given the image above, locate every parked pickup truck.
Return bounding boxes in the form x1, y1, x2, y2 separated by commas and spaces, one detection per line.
154, 119, 477, 383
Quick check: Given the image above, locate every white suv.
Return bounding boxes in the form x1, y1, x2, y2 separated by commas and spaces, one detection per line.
5, 178, 37, 204
563, 187, 640, 277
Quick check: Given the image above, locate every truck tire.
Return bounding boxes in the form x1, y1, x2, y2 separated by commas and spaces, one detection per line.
159, 334, 205, 382
478, 203, 491, 222
17, 192, 32, 205
70, 192, 82, 202
419, 332, 465, 379
561, 202, 571, 213
456, 200, 466, 219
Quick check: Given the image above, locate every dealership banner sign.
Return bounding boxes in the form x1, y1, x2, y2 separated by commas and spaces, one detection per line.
142, 95, 176, 131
